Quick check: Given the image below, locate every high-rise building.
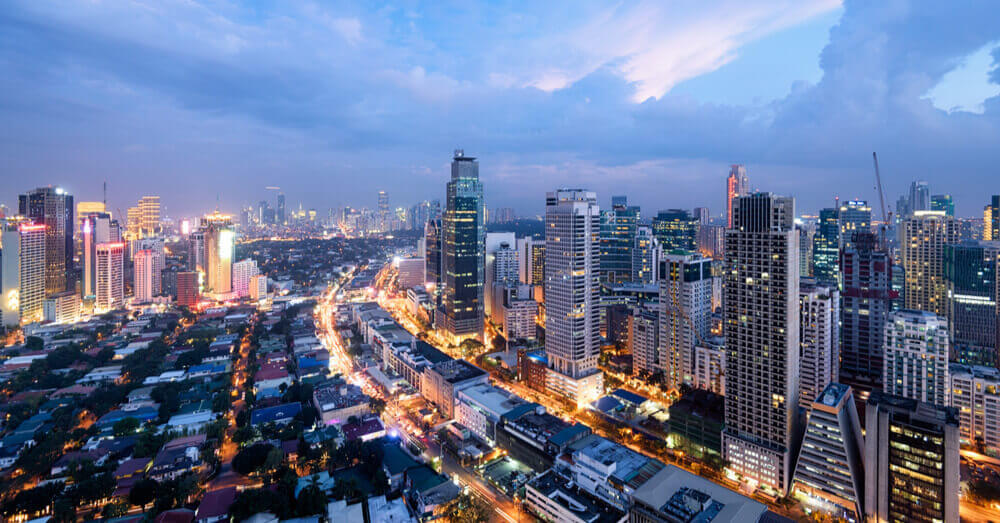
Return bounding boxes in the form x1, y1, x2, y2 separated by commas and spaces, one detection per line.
544, 189, 603, 405
630, 306, 660, 377
658, 252, 712, 390
811, 208, 839, 286
651, 209, 698, 252
930, 194, 954, 216
378, 190, 389, 214
901, 211, 957, 316
485, 233, 516, 318
188, 230, 205, 273
176, 271, 199, 308
884, 310, 950, 406
232, 258, 259, 298
798, 280, 840, 409
202, 212, 235, 295
19, 187, 73, 294
276, 192, 286, 225
249, 274, 268, 300
599, 198, 639, 284
81, 212, 114, 298
722, 192, 801, 495
631, 226, 659, 284
1, 224, 47, 326
439, 150, 486, 342
692, 207, 710, 226
791, 383, 865, 521
840, 232, 897, 399
837, 200, 871, 250
95, 242, 125, 312
424, 218, 442, 289
126, 206, 142, 238
944, 241, 1000, 367
864, 391, 959, 523
725, 165, 749, 229
949, 364, 1000, 454
986, 195, 999, 243
492, 207, 516, 224
138, 196, 161, 237
797, 224, 814, 278
133, 250, 155, 303
132, 237, 164, 296
43, 291, 80, 325
908, 180, 931, 214
76, 201, 105, 218
530, 241, 545, 288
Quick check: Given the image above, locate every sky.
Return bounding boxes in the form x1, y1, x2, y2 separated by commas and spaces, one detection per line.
1, 0, 999, 219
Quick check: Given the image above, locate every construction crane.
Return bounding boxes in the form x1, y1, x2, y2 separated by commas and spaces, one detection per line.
872, 152, 891, 244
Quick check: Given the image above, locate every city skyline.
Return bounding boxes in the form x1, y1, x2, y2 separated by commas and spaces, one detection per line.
2, 2, 1000, 217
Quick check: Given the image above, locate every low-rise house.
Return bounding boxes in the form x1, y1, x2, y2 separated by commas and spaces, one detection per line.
313, 383, 370, 424
148, 437, 204, 481
403, 465, 460, 520
251, 402, 303, 426
382, 443, 420, 491
195, 486, 236, 523
51, 449, 109, 476
342, 415, 386, 442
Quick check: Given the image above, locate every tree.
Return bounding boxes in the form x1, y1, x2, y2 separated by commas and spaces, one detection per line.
128, 478, 158, 509
233, 443, 274, 476
51, 498, 76, 523
445, 492, 491, 523
296, 478, 328, 516
368, 397, 387, 416
229, 488, 291, 521
331, 477, 361, 501
101, 501, 129, 519
25, 335, 44, 351
263, 446, 285, 474
113, 416, 141, 437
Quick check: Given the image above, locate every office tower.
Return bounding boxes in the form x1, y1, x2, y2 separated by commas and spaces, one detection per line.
43, 291, 80, 325
944, 241, 1000, 367
138, 196, 161, 236
276, 192, 286, 225
838, 199, 871, 250
598, 197, 639, 284
188, 230, 205, 273
378, 190, 389, 214
864, 391, 959, 523
908, 180, 931, 214
797, 224, 814, 277
126, 206, 142, 238
652, 209, 698, 252
658, 252, 712, 390
698, 224, 725, 259
1, 224, 47, 326
811, 208, 839, 286
791, 383, 865, 521
901, 211, 957, 316
493, 242, 518, 284
492, 207, 516, 224
544, 189, 603, 405
249, 274, 267, 300
896, 195, 911, 220
988, 195, 999, 242
439, 150, 486, 342
133, 250, 155, 303
484, 233, 516, 318
232, 258, 260, 298
798, 280, 840, 409
840, 232, 896, 399
725, 164, 749, 229
81, 213, 113, 297
19, 186, 74, 294
133, 237, 164, 296
202, 212, 235, 295
76, 201, 105, 217
692, 206, 710, 225
176, 271, 199, 308
931, 194, 954, 216
424, 218, 442, 288
631, 226, 659, 284
949, 364, 1000, 454
884, 310, 949, 406
95, 242, 125, 312
722, 192, 800, 495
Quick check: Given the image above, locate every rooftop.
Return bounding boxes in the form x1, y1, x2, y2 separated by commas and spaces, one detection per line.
430, 359, 486, 384
631, 465, 767, 523
528, 469, 625, 523
457, 384, 525, 416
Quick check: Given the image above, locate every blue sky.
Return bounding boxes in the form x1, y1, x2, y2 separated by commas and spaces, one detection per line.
1, 0, 999, 218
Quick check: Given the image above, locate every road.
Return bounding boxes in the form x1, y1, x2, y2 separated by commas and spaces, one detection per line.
207, 317, 256, 492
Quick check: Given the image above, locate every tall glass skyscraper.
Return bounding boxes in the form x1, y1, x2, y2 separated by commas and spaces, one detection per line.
812, 208, 840, 286
19, 187, 74, 294
652, 209, 698, 252
599, 197, 639, 284
838, 200, 871, 250
944, 241, 1000, 367
440, 150, 485, 342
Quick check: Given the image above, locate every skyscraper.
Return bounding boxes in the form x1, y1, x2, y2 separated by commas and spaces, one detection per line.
232, 258, 260, 298
907, 180, 931, 214
725, 165, 749, 229
791, 383, 865, 521
837, 199, 871, 250
544, 189, 603, 405
176, 271, 199, 308
599, 197, 639, 284
133, 237, 164, 297
944, 241, 1000, 367
901, 211, 957, 316
188, 229, 205, 273
424, 218, 442, 289
722, 192, 800, 495
651, 209, 698, 252
133, 249, 155, 303
864, 391, 959, 523
81, 212, 114, 298
202, 212, 235, 295
692, 207, 710, 225
439, 150, 486, 342
631, 226, 659, 284
658, 252, 712, 390
988, 195, 999, 242
484, 232, 516, 318
19, 186, 74, 294
798, 280, 840, 409
840, 232, 897, 399
95, 242, 125, 312
797, 224, 814, 277
138, 196, 161, 236
1, 223, 46, 326
811, 208, 839, 286
930, 194, 954, 216
884, 310, 950, 406
276, 192, 286, 225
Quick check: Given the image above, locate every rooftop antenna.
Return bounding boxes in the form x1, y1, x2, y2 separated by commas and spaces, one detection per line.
103, 181, 107, 207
